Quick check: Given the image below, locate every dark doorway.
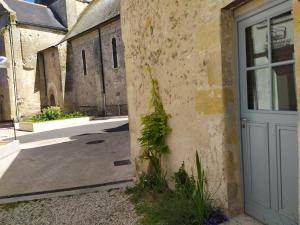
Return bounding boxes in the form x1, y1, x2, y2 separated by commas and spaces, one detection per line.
50, 94, 56, 106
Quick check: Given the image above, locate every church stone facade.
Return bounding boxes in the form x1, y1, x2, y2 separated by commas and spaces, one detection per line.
39, 0, 127, 116
0, 0, 127, 120
0, 0, 89, 120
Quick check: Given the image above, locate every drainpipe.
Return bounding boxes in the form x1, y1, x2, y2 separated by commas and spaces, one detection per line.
98, 28, 107, 116
8, 21, 19, 121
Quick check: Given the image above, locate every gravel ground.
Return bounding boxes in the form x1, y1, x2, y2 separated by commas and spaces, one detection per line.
0, 189, 140, 225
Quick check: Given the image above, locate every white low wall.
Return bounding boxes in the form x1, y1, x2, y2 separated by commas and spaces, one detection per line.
0, 140, 20, 160
18, 117, 93, 132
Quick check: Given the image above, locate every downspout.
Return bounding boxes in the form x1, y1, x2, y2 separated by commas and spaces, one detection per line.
98, 27, 106, 116
8, 19, 19, 121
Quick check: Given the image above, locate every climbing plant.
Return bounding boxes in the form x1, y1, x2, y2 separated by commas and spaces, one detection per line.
138, 74, 171, 189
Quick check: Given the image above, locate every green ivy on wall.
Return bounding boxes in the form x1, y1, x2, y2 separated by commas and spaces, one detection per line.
138, 69, 171, 189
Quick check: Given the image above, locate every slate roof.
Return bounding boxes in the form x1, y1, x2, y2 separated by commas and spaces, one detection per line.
4, 0, 66, 31
62, 0, 119, 41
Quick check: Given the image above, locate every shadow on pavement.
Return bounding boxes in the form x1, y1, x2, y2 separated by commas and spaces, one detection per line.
0, 123, 133, 198
103, 123, 129, 133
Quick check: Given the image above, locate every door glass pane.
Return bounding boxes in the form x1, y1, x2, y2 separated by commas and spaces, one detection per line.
246, 20, 269, 67
247, 68, 272, 110
273, 64, 297, 111
271, 11, 294, 63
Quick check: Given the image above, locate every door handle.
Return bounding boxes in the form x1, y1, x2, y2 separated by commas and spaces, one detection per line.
241, 118, 248, 128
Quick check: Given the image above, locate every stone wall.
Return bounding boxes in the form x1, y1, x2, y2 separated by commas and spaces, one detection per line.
101, 19, 127, 116
39, 42, 76, 112
0, 34, 10, 120
43, 47, 64, 107
121, 0, 300, 217
65, 0, 89, 29
0, 28, 17, 120
0, 0, 88, 120
44, 18, 128, 116
49, 0, 89, 29
75, 0, 89, 18
1, 24, 66, 119
15, 25, 65, 118
69, 29, 104, 115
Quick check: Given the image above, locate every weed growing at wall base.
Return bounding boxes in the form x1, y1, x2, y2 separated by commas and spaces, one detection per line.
127, 152, 228, 225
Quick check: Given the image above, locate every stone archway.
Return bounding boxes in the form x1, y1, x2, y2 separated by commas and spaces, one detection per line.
49, 94, 56, 106
47, 83, 59, 107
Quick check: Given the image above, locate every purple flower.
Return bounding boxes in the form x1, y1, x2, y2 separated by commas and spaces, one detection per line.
203, 211, 228, 225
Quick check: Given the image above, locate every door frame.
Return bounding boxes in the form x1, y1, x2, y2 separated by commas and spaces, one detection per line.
234, 0, 296, 216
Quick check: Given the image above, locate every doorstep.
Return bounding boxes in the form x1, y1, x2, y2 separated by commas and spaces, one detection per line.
222, 214, 264, 225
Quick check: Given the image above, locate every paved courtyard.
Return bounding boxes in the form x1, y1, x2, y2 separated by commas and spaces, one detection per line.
0, 119, 133, 198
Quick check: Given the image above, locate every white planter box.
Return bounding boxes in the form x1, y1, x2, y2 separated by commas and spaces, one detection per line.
18, 117, 93, 132
0, 140, 20, 159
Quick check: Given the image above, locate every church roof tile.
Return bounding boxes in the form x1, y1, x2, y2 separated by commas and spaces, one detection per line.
4, 0, 67, 31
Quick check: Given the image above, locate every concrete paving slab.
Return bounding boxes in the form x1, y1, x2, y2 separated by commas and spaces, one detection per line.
0, 120, 133, 199
0, 140, 20, 159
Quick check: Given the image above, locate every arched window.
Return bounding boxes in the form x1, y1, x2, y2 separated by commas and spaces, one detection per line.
82, 49, 87, 75
112, 37, 118, 68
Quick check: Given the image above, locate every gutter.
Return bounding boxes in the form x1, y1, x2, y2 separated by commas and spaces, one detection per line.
17, 21, 68, 32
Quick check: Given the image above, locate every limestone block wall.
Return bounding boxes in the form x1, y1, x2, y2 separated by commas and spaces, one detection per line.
41, 19, 128, 116
63, 41, 76, 112
101, 20, 127, 116
65, 0, 89, 29
43, 47, 63, 107
39, 42, 75, 112
0, 28, 18, 120
70, 30, 104, 115
75, 0, 89, 18
57, 42, 75, 112
37, 52, 47, 109
121, 0, 300, 216
50, 0, 89, 30
11, 25, 65, 118
0, 33, 10, 120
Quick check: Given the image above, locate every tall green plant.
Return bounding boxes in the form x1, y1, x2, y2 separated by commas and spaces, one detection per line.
193, 151, 208, 223
138, 76, 171, 189
174, 152, 209, 224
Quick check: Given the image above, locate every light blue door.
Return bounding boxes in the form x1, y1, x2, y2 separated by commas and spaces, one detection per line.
237, 1, 298, 224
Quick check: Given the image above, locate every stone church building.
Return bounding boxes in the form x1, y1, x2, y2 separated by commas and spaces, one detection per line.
0, 0, 90, 120
0, 0, 126, 120
39, 0, 126, 116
